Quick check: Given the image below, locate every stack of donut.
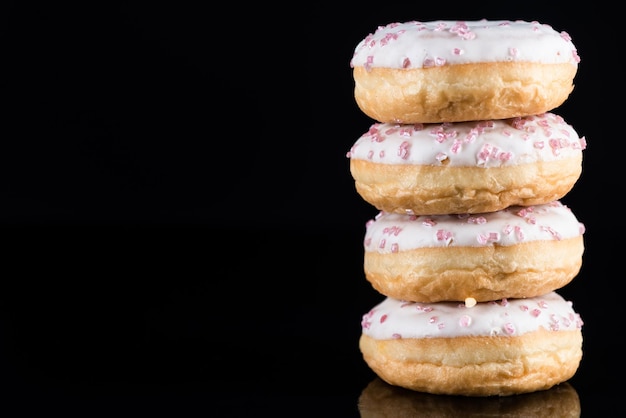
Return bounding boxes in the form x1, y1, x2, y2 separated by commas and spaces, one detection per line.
347, 20, 586, 397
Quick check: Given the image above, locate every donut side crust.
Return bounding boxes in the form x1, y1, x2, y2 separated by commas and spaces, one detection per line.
353, 62, 576, 124
364, 237, 583, 303
359, 328, 583, 396
350, 156, 582, 215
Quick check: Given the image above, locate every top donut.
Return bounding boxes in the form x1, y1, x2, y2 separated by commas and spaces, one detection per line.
350, 20, 580, 124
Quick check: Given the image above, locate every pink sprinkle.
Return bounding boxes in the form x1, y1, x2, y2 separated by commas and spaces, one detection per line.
540, 225, 562, 240
450, 139, 462, 154
422, 218, 437, 227
429, 316, 438, 323
392, 333, 402, 339
398, 127, 414, 137
467, 216, 486, 225
477, 232, 499, 244
378, 239, 386, 249
380, 314, 388, 323
576, 315, 584, 328
531, 308, 541, 317
371, 132, 385, 142
464, 130, 478, 143
402, 57, 411, 68
511, 117, 525, 129
379, 32, 399, 46
398, 141, 411, 159
390, 243, 399, 253
423, 57, 436, 67
452, 47, 464, 55
436, 229, 453, 243
499, 152, 512, 162
549, 138, 563, 156
503, 323, 516, 335
361, 311, 374, 329
365, 56, 374, 72
438, 323, 445, 330
383, 226, 402, 236
459, 315, 472, 327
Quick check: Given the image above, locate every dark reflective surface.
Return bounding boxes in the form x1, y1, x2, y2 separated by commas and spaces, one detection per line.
359, 378, 581, 417
0, 228, 619, 416
3, 3, 621, 417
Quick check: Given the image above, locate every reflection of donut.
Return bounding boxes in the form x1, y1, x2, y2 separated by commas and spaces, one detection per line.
359, 292, 583, 396
350, 20, 579, 124
363, 201, 584, 303
347, 113, 586, 216
358, 377, 581, 417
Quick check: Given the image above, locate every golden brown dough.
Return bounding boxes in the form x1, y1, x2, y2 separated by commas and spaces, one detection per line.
353, 63, 576, 124
351, 157, 582, 216
362, 203, 585, 303
359, 328, 582, 397
364, 237, 584, 303
350, 20, 580, 124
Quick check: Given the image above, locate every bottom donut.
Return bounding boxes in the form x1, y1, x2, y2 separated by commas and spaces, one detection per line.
358, 377, 581, 417
359, 292, 583, 397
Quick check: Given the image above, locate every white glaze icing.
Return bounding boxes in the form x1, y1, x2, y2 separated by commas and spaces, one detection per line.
364, 201, 584, 253
350, 20, 580, 70
347, 113, 586, 167
361, 292, 583, 339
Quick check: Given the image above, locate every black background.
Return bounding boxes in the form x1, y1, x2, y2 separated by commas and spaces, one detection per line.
1, 2, 620, 416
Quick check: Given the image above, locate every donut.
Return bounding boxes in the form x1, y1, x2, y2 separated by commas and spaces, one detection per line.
359, 378, 580, 417
362, 201, 584, 303
347, 112, 586, 216
350, 20, 580, 124
359, 292, 583, 396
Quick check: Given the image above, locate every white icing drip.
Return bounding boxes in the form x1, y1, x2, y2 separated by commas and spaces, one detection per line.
348, 113, 585, 167
364, 202, 584, 252
361, 292, 583, 339
351, 20, 579, 69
